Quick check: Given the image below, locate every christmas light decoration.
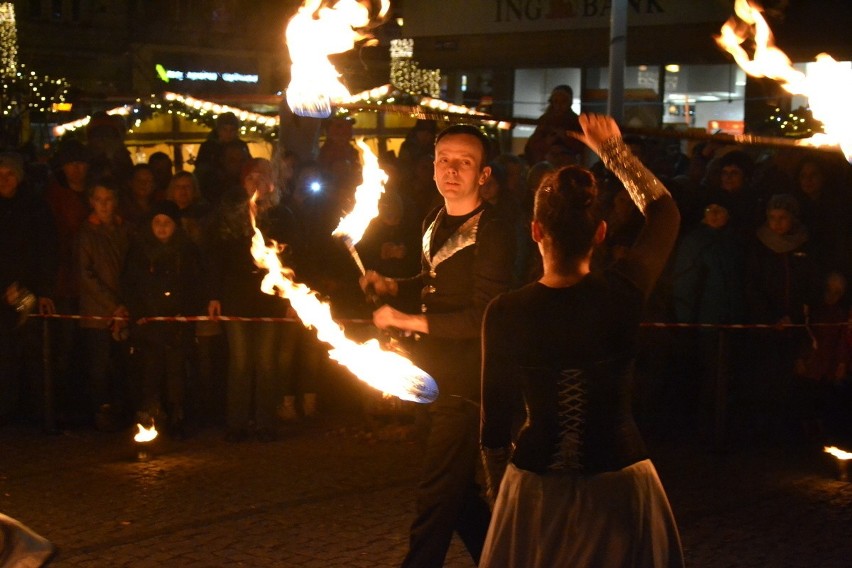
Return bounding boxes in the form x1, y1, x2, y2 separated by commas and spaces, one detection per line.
389, 38, 440, 97
0, 3, 71, 148
0, 2, 17, 78
52, 92, 281, 141
761, 106, 821, 138
333, 84, 511, 131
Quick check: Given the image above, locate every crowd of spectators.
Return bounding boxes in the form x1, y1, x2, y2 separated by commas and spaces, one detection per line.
1, 108, 851, 450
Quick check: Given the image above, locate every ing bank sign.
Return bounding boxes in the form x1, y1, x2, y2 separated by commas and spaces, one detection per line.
403, 0, 731, 36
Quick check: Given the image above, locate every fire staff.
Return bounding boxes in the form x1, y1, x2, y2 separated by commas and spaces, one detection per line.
361, 124, 516, 567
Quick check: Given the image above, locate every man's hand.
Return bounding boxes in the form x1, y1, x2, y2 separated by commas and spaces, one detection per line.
39, 297, 56, 316
110, 305, 129, 340
566, 113, 622, 155
359, 270, 398, 297
372, 305, 428, 334
208, 300, 222, 319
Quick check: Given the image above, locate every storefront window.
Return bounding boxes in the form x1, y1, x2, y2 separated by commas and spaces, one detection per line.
584, 65, 662, 128
662, 64, 746, 132
512, 68, 581, 144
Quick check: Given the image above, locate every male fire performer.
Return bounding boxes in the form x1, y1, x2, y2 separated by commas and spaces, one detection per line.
361, 124, 516, 567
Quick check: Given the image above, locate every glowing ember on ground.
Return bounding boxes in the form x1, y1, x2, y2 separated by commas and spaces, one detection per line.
285, 0, 390, 117
824, 446, 852, 461
134, 423, 158, 443
248, 196, 437, 404
716, 0, 852, 161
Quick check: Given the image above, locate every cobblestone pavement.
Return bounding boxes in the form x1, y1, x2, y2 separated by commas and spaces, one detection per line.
2, 413, 851, 567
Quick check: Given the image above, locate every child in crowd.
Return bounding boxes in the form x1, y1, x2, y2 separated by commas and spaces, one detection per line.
122, 201, 205, 438
76, 178, 130, 430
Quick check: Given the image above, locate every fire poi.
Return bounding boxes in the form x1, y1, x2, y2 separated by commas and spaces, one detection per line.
332, 137, 388, 276
716, 0, 852, 162
285, 0, 390, 118
248, 194, 437, 403
276, 0, 435, 403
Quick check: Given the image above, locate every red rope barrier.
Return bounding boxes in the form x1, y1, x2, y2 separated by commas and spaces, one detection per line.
33, 313, 374, 325
31, 313, 850, 329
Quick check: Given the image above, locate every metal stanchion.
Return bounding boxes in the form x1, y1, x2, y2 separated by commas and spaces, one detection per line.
42, 318, 56, 434
713, 330, 729, 452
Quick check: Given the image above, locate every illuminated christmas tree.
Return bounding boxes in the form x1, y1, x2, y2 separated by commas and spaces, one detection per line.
0, 2, 17, 78
0, 2, 71, 149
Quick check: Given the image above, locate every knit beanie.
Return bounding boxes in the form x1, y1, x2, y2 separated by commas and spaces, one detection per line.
766, 193, 800, 218
150, 200, 181, 224
56, 140, 91, 167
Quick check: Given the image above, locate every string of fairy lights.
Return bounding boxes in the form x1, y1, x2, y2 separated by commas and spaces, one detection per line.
51, 88, 512, 143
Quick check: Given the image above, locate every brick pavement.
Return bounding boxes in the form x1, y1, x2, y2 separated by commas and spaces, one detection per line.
2, 412, 852, 567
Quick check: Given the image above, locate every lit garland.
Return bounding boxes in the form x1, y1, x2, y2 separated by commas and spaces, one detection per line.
52, 84, 511, 144
334, 84, 512, 130
53, 92, 281, 141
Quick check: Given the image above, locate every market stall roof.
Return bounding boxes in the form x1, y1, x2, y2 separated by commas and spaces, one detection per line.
332, 84, 512, 130
51, 87, 512, 146
52, 92, 281, 145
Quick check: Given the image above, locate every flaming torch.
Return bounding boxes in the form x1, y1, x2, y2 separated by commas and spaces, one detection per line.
824, 446, 851, 482
716, 0, 852, 161
285, 0, 390, 117
332, 137, 388, 276
248, 198, 437, 403
133, 422, 158, 462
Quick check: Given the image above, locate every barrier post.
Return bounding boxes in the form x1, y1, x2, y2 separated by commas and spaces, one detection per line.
713, 329, 729, 451
42, 318, 56, 434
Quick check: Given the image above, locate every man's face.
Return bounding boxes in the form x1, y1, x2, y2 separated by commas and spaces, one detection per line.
62, 161, 89, 188
433, 133, 490, 208
0, 166, 19, 198
549, 89, 571, 114
798, 162, 825, 198
170, 177, 195, 209
217, 123, 238, 142
720, 165, 745, 193
90, 186, 117, 224
131, 169, 155, 199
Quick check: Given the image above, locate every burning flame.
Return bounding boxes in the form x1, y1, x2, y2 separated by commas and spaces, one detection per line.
134, 423, 158, 443
332, 138, 388, 245
248, 197, 437, 404
716, 0, 852, 161
285, 0, 390, 117
825, 446, 852, 461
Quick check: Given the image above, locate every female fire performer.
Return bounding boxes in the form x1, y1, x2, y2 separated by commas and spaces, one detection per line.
479, 114, 684, 567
